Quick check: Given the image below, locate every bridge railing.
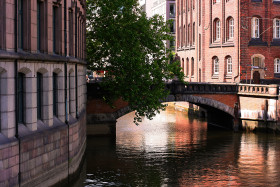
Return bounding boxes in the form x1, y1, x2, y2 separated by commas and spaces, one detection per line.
166, 81, 279, 97
166, 81, 238, 94
238, 84, 279, 97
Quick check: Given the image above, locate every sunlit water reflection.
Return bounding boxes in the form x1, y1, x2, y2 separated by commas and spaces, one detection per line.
76, 106, 280, 187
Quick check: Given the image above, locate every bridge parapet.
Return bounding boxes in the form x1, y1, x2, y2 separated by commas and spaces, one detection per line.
167, 81, 238, 94
238, 84, 279, 97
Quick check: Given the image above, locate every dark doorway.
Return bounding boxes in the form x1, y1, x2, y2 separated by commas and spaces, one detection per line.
253, 71, 260, 84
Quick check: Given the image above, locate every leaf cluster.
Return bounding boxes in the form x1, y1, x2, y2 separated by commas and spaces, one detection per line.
86, 0, 184, 124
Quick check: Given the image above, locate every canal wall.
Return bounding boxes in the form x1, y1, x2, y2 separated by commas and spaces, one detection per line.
0, 112, 86, 187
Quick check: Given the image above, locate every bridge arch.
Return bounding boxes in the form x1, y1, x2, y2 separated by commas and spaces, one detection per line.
164, 94, 235, 117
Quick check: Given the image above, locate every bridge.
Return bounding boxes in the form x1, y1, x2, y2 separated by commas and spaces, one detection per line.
87, 81, 280, 136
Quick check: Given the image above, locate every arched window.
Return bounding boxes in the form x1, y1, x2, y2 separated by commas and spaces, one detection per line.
193, 22, 195, 45
18, 73, 25, 123
213, 18, 220, 41
213, 57, 219, 75
227, 17, 234, 40
251, 17, 260, 38
226, 56, 232, 74
273, 18, 280, 39
186, 58, 189, 76
191, 58, 194, 76
53, 72, 58, 117
274, 58, 280, 73
37, 72, 43, 120
182, 58, 185, 74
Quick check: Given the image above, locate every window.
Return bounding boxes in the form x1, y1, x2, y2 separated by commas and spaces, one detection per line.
69, 10, 74, 56
213, 0, 220, 4
18, 73, 25, 123
191, 58, 194, 76
0, 1, 3, 49
226, 56, 232, 74
188, 24, 190, 45
213, 19, 221, 41
37, 0, 41, 51
274, 58, 280, 73
69, 73, 72, 115
186, 58, 189, 76
170, 20, 175, 33
37, 0, 46, 52
199, 34, 201, 60
53, 4, 62, 54
170, 4, 175, 17
193, 22, 195, 45
53, 73, 58, 116
18, 0, 24, 49
251, 17, 260, 38
227, 17, 234, 40
253, 57, 261, 67
273, 18, 280, 39
182, 59, 185, 74
193, 0, 195, 9
37, 73, 43, 120
213, 57, 219, 75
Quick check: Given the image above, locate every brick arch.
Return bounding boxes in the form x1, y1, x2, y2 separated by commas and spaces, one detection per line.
88, 94, 235, 124
37, 67, 48, 74
163, 94, 234, 117
18, 67, 32, 75
53, 68, 62, 74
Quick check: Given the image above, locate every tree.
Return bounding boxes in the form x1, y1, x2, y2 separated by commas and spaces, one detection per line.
86, 0, 184, 124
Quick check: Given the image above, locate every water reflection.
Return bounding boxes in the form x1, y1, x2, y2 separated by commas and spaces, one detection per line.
78, 105, 280, 187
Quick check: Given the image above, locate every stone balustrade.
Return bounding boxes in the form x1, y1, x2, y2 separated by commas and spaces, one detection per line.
238, 84, 279, 97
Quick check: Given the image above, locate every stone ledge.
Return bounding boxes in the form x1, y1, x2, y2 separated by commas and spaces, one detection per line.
0, 50, 87, 65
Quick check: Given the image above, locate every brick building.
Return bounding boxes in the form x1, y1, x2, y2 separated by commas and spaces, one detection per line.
0, 0, 87, 186
176, 0, 280, 84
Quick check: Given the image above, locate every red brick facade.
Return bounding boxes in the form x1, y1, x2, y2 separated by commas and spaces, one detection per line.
176, 0, 280, 84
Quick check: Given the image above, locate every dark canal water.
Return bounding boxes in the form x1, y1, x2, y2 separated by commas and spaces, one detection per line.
74, 105, 280, 187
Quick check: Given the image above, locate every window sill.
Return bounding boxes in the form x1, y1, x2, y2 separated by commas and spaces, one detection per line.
209, 43, 221, 48
222, 42, 234, 47
212, 75, 219, 79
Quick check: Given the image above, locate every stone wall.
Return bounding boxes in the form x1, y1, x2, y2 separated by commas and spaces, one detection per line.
0, 112, 86, 187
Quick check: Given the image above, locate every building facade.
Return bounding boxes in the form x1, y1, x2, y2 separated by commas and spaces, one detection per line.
0, 0, 87, 186
140, 0, 176, 50
176, 0, 280, 84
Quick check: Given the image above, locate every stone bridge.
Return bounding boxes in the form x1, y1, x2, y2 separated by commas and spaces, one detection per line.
87, 81, 280, 136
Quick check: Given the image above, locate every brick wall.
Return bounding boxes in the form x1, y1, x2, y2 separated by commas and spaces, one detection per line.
176, 0, 280, 83
0, 113, 86, 187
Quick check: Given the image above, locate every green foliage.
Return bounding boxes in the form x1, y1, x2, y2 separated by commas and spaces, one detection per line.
86, 0, 184, 125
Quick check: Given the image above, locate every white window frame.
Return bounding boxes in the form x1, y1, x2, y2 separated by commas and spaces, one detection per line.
227, 57, 232, 74
213, 57, 219, 75
229, 18, 234, 39
216, 20, 220, 40
273, 18, 280, 39
274, 58, 280, 73
251, 17, 260, 38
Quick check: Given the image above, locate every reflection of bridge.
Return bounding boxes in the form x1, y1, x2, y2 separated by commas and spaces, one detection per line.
87, 81, 280, 136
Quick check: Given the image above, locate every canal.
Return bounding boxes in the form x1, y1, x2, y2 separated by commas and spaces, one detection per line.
73, 104, 280, 186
